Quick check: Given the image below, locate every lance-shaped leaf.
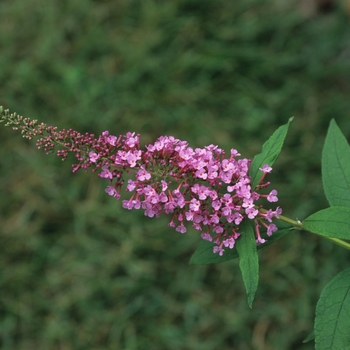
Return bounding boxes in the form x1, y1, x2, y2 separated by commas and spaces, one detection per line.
190, 221, 292, 265
322, 119, 350, 207
303, 206, 350, 240
249, 117, 293, 188
315, 267, 350, 350
303, 331, 315, 344
236, 219, 259, 308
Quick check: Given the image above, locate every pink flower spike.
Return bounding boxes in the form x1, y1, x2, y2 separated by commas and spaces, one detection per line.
267, 189, 278, 202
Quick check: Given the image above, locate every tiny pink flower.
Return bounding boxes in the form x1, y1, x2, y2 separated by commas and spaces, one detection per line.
230, 149, 241, 157
267, 189, 278, 202
197, 185, 210, 200
105, 186, 120, 199
176, 223, 187, 234
213, 246, 224, 256
185, 211, 194, 221
126, 179, 137, 191
133, 199, 141, 209
179, 148, 194, 161
122, 199, 134, 210
209, 213, 220, 224
136, 169, 151, 181
263, 209, 275, 222
89, 152, 100, 163
259, 164, 272, 173
242, 197, 254, 208
126, 150, 141, 167
220, 193, 233, 205
99, 166, 113, 179
213, 225, 224, 234
267, 223, 278, 236
223, 237, 235, 249
195, 168, 208, 179
159, 192, 168, 203
161, 180, 168, 191
256, 237, 266, 244
212, 200, 221, 211
233, 213, 243, 225
125, 132, 139, 147
209, 190, 218, 200
108, 135, 117, 146
222, 159, 235, 172
189, 198, 201, 212
201, 232, 212, 242
273, 206, 282, 218
245, 207, 258, 219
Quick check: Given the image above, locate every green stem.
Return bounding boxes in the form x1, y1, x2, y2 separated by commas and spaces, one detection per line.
273, 211, 350, 251
278, 214, 303, 229
324, 237, 350, 250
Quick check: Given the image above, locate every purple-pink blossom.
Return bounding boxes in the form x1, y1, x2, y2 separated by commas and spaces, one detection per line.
27, 121, 283, 256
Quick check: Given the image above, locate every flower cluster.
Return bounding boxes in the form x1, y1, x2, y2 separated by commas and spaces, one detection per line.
0, 107, 282, 256
89, 131, 281, 256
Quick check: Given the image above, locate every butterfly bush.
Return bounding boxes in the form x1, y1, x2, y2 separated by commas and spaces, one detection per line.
5, 107, 350, 349
1, 109, 281, 256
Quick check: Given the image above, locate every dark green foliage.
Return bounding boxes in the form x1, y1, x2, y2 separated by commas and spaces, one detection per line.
304, 206, 350, 240
236, 219, 259, 309
315, 268, 350, 350
1, 0, 350, 348
249, 117, 293, 187
322, 119, 350, 207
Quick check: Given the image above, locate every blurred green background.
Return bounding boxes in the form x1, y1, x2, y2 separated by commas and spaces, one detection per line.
1, 0, 350, 349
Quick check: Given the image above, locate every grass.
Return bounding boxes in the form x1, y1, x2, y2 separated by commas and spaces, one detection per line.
1, 0, 350, 349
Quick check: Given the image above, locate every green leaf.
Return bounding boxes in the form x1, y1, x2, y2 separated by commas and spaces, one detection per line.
236, 219, 259, 308
303, 206, 350, 240
322, 119, 350, 207
303, 331, 315, 344
189, 221, 292, 265
315, 267, 350, 350
249, 117, 293, 188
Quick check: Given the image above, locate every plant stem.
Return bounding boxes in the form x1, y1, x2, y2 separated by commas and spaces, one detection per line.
278, 214, 303, 229
275, 212, 350, 251
324, 237, 350, 250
